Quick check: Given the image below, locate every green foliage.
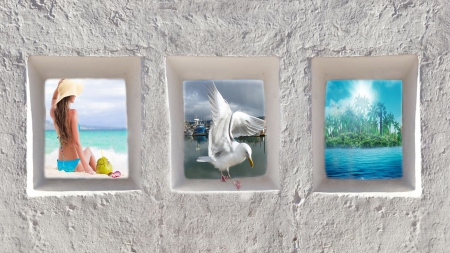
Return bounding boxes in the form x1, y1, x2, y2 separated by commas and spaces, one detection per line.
326, 132, 401, 148
325, 96, 402, 148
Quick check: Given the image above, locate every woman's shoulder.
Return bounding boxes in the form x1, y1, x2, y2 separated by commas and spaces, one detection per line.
68, 109, 78, 118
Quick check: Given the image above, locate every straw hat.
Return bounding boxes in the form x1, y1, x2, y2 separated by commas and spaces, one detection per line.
54, 79, 84, 105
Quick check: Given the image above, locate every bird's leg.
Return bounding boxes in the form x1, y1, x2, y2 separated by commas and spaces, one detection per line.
227, 168, 241, 190
220, 171, 227, 182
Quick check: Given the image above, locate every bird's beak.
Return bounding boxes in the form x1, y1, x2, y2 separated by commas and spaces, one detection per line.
248, 157, 254, 168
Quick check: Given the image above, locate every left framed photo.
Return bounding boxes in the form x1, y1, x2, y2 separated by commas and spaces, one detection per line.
44, 78, 128, 178
27, 56, 141, 195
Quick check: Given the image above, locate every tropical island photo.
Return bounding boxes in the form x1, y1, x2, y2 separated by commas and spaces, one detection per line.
324, 80, 403, 179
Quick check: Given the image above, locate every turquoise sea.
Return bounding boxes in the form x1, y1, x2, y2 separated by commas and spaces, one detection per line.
45, 130, 128, 154
325, 146, 402, 179
45, 129, 129, 173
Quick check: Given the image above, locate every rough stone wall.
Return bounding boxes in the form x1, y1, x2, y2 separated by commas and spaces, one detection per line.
0, 0, 449, 252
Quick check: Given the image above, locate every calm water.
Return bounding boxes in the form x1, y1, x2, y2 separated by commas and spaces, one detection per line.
184, 136, 267, 179
325, 146, 402, 179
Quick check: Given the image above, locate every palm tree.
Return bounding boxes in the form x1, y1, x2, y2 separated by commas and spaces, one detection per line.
367, 104, 379, 134
343, 106, 357, 132
325, 115, 333, 137
354, 95, 370, 115
375, 102, 387, 135
383, 113, 395, 137
393, 121, 401, 142
332, 116, 341, 136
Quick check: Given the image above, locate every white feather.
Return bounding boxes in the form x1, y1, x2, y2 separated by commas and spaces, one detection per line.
197, 82, 263, 172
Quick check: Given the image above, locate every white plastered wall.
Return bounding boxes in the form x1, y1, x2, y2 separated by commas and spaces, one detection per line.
1, 1, 449, 252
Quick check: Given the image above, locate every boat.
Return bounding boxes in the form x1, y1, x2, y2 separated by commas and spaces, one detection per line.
192, 118, 207, 136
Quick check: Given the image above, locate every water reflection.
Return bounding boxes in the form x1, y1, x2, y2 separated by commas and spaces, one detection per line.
184, 136, 267, 179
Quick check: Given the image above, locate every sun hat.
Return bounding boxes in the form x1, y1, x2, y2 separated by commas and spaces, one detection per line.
54, 79, 84, 105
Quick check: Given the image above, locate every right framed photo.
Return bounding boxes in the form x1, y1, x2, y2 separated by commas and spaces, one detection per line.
325, 80, 402, 180
311, 55, 420, 195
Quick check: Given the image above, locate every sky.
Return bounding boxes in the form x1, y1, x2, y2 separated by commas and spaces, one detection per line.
325, 80, 402, 124
45, 78, 127, 129
183, 80, 265, 121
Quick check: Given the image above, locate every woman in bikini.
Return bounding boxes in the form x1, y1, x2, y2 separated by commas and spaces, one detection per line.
50, 79, 96, 174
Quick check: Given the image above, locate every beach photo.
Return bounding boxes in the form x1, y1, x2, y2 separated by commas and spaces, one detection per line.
184, 80, 266, 189
44, 78, 128, 178
325, 80, 402, 180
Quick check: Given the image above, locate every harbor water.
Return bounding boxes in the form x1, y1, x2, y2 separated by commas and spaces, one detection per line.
184, 136, 267, 179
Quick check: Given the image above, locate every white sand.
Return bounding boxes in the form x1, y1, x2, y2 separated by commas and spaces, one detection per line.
45, 147, 128, 178
45, 165, 127, 178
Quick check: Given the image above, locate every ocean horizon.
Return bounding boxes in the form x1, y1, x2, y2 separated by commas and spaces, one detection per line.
45, 129, 128, 154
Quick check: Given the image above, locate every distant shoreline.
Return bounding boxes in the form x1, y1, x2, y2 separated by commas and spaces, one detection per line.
325, 146, 401, 149
45, 120, 126, 131
326, 132, 401, 148
45, 128, 128, 131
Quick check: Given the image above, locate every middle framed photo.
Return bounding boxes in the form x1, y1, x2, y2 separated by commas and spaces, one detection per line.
167, 56, 280, 193
183, 80, 267, 190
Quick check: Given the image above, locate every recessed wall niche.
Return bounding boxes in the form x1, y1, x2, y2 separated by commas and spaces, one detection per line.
311, 55, 421, 197
167, 56, 280, 192
27, 56, 141, 196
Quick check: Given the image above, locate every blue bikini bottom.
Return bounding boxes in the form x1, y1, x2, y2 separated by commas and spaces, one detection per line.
57, 159, 80, 172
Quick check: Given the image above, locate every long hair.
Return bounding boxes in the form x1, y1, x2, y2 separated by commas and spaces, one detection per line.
54, 96, 72, 146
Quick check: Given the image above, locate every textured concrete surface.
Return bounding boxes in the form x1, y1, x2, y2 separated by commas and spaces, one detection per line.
0, 0, 449, 252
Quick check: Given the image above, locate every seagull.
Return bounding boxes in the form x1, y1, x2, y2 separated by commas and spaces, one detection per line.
196, 82, 265, 190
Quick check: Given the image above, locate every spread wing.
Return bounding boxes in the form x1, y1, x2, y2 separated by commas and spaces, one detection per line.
230, 111, 265, 138
206, 82, 233, 161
